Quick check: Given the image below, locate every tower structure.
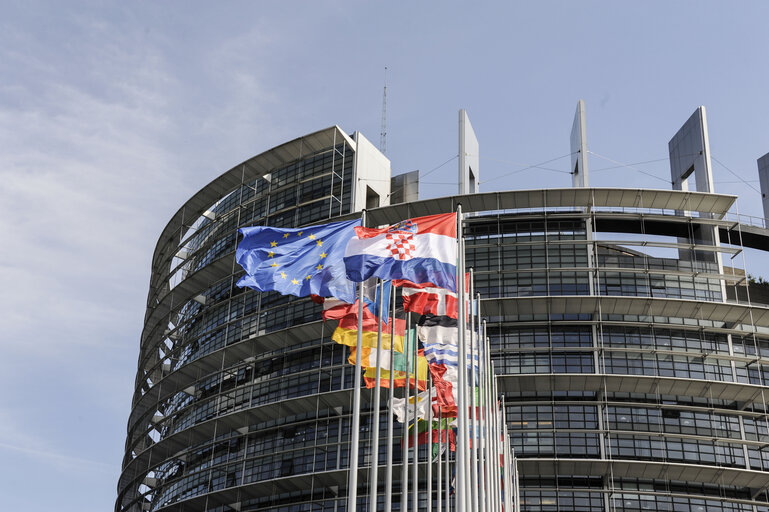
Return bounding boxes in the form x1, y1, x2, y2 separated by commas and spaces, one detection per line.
570, 99, 589, 188
758, 152, 769, 223
458, 109, 479, 195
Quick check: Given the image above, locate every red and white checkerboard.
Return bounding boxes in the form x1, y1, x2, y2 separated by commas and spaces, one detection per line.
385, 232, 415, 260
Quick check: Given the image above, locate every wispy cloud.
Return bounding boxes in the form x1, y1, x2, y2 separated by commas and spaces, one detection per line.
0, 407, 113, 473
0, 14, 182, 355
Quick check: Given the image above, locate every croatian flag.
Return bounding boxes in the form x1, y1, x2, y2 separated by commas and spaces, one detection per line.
344, 212, 457, 291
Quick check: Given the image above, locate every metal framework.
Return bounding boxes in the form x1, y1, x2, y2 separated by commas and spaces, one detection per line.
118, 135, 769, 512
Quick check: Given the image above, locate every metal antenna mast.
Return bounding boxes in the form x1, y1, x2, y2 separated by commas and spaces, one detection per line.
380, 66, 387, 154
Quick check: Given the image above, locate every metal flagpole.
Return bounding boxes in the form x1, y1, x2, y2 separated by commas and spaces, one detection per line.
489, 367, 497, 512
501, 396, 511, 512
412, 312, 419, 512
437, 407, 442, 512
401, 320, 411, 512
477, 303, 487, 512
368, 279, 385, 512
508, 430, 514, 512
384, 285, 397, 511
427, 381, 433, 512
505, 418, 514, 512
468, 270, 479, 512
491, 363, 501, 512
484, 327, 492, 512
348, 209, 366, 512
513, 447, 521, 512
488, 355, 496, 512
445, 433, 451, 512
455, 205, 468, 512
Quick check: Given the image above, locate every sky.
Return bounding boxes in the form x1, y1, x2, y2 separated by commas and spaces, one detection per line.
1, 2, 768, 511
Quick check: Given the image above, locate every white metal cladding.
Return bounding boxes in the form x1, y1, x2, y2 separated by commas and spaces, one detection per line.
482, 295, 769, 330
497, 374, 769, 404
361, 188, 736, 227
519, 459, 769, 489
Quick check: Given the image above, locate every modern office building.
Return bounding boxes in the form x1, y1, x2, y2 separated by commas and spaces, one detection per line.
118, 109, 769, 512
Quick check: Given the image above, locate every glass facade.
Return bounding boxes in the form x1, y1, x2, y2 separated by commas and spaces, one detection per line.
118, 133, 769, 512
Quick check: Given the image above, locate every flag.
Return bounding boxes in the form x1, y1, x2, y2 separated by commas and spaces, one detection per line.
362, 278, 392, 322
330, 277, 395, 347
348, 320, 409, 369
417, 314, 460, 345
394, 273, 469, 319
364, 348, 428, 390
364, 367, 428, 391
397, 280, 459, 318
407, 419, 457, 451
332, 314, 405, 348
422, 343, 479, 370
344, 213, 458, 291
392, 389, 431, 423
350, 345, 408, 371
429, 364, 458, 417
311, 295, 351, 321
236, 219, 360, 303
418, 314, 477, 370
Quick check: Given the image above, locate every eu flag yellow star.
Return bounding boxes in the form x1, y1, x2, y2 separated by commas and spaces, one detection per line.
235, 218, 360, 303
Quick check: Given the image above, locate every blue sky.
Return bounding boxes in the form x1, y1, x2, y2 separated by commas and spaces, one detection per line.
1, 2, 768, 510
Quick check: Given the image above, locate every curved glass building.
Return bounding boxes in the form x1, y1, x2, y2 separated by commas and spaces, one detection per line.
118, 122, 769, 512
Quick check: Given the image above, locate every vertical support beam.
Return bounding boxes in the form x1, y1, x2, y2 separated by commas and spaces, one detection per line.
669, 107, 715, 194
459, 109, 480, 195
570, 99, 589, 188
668, 106, 725, 295
758, 152, 769, 223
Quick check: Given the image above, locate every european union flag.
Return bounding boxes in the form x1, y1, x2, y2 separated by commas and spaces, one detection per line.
235, 219, 361, 303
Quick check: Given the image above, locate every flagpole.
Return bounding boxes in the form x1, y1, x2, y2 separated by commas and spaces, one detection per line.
412, 312, 419, 512
348, 210, 366, 512
437, 406, 442, 512
491, 362, 501, 512
401, 318, 411, 512
368, 279, 385, 512
455, 205, 468, 512
505, 403, 513, 512
501, 395, 509, 512
483, 319, 494, 512
488, 367, 496, 512
384, 285, 397, 512
446, 431, 452, 512
513, 447, 521, 512
427, 380, 433, 512
477, 308, 487, 512
468, 269, 479, 512
501, 398, 512, 512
